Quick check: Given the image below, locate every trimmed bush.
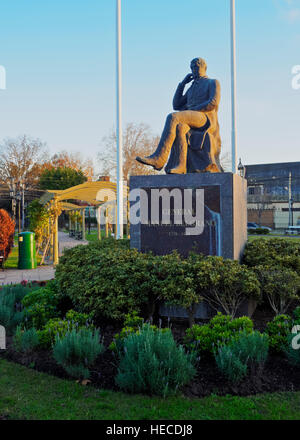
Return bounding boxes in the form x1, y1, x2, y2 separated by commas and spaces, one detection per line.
286, 332, 300, 366
53, 328, 104, 379
156, 252, 206, 327
254, 266, 300, 314
109, 312, 170, 353
265, 314, 293, 352
184, 313, 253, 354
194, 257, 260, 318
22, 280, 60, 329
55, 240, 162, 322
109, 311, 144, 352
215, 331, 269, 383
248, 228, 270, 235
37, 310, 94, 348
243, 238, 300, 273
0, 209, 15, 261
13, 326, 40, 353
0, 284, 36, 334
215, 345, 247, 382
115, 324, 196, 397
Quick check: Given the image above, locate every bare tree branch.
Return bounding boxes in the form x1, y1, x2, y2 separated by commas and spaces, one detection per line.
98, 123, 160, 181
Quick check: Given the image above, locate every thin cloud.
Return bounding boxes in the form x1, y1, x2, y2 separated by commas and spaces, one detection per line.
274, 0, 300, 22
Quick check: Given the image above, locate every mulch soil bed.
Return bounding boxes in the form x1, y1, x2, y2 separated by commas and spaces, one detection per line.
1, 305, 300, 398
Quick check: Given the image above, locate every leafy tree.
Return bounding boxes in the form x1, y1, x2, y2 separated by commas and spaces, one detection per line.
27, 200, 50, 244
254, 266, 300, 315
195, 257, 261, 318
43, 151, 94, 181
39, 167, 87, 190
0, 209, 15, 260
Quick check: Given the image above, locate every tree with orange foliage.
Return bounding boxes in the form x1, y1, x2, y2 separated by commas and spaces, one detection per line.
0, 209, 15, 261
43, 151, 94, 181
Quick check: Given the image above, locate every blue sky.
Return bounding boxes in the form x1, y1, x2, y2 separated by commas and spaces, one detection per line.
0, 0, 299, 170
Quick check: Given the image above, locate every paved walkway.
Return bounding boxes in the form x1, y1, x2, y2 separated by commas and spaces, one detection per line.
0, 232, 88, 285
58, 231, 88, 255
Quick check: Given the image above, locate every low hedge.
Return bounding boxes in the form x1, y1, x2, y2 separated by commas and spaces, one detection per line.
248, 228, 270, 235
243, 238, 300, 272
55, 241, 262, 324
55, 240, 162, 322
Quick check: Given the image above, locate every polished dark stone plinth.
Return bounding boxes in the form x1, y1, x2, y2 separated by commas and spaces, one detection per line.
130, 173, 247, 260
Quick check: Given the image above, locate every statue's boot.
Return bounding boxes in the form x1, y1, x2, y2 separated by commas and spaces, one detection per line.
136, 155, 164, 171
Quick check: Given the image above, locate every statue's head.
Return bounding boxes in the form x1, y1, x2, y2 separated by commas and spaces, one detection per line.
190, 58, 207, 78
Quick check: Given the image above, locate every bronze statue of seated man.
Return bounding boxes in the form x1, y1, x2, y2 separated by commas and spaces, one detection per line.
136, 57, 222, 174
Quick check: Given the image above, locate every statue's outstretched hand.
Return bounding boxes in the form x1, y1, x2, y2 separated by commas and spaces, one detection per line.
181, 73, 193, 86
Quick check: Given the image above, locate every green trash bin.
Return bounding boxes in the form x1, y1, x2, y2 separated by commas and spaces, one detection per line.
18, 232, 37, 269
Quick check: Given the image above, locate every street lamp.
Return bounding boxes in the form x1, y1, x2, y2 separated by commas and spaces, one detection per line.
8, 178, 25, 232
238, 158, 245, 178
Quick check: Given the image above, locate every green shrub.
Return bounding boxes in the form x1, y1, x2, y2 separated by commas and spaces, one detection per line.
184, 313, 254, 354
248, 228, 270, 235
215, 345, 248, 382
156, 253, 259, 325
293, 306, 300, 323
254, 266, 300, 314
115, 324, 196, 397
109, 312, 144, 352
154, 252, 205, 327
215, 331, 269, 382
0, 284, 37, 334
194, 257, 260, 318
55, 240, 163, 322
53, 328, 104, 379
22, 280, 60, 329
265, 314, 293, 352
109, 312, 170, 353
37, 310, 94, 348
285, 331, 300, 366
13, 326, 40, 353
243, 238, 300, 272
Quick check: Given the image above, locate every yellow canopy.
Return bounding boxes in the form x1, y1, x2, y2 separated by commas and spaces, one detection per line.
40, 181, 128, 206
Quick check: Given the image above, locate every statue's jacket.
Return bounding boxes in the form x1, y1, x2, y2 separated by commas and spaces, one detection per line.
167, 77, 222, 172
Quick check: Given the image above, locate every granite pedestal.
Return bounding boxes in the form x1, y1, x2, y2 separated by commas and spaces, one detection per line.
130, 173, 247, 260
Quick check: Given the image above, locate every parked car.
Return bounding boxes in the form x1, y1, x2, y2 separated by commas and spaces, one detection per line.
247, 222, 272, 232
285, 226, 300, 235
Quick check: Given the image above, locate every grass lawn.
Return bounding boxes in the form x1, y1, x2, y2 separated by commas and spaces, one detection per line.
3, 244, 19, 269
0, 359, 300, 420
86, 230, 113, 242
4, 241, 42, 270
85, 230, 128, 242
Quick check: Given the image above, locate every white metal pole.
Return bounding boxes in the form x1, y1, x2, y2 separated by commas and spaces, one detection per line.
116, 0, 124, 238
231, 0, 238, 174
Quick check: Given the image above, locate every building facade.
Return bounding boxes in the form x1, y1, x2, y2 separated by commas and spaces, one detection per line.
245, 162, 300, 230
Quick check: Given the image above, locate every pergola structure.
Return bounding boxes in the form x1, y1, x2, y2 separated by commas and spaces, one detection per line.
39, 181, 129, 265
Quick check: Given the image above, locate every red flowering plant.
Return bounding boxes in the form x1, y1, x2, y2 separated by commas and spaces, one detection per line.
0, 209, 15, 260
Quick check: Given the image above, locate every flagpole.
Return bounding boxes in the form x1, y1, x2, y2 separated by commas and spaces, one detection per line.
230, 0, 237, 174
116, 0, 123, 238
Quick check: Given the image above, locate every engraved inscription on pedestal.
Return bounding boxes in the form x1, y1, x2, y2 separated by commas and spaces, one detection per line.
140, 186, 221, 257
130, 173, 247, 260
